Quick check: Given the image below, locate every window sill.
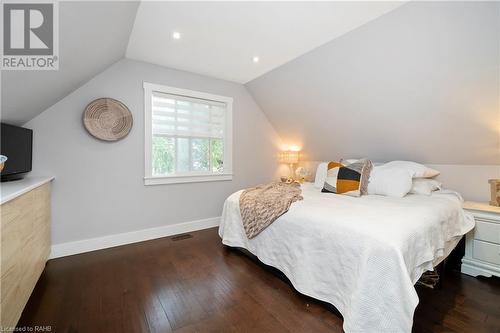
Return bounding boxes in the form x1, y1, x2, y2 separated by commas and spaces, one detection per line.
144, 174, 233, 185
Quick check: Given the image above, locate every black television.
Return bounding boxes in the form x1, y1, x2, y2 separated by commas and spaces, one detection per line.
1, 123, 33, 182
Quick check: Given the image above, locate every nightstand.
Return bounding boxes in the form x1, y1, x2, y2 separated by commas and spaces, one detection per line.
461, 202, 500, 278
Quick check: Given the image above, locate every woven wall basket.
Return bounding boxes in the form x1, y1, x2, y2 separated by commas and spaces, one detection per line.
83, 98, 133, 141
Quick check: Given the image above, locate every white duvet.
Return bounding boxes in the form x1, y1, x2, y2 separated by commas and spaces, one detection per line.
218, 183, 474, 333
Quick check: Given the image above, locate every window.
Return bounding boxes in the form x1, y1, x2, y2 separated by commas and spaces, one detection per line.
144, 82, 233, 185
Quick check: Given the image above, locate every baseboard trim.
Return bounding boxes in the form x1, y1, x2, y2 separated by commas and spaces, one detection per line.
50, 216, 220, 259
461, 257, 500, 278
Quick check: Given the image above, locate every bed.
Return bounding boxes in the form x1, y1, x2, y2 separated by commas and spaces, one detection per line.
218, 182, 474, 332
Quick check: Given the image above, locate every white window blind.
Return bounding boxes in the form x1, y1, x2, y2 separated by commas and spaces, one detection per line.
152, 92, 226, 139
144, 82, 233, 185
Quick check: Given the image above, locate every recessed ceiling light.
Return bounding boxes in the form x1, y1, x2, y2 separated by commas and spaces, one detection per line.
252, 56, 259, 63
172, 31, 181, 40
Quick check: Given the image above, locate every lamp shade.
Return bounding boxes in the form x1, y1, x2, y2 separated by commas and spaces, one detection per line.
279, 150, 299, 164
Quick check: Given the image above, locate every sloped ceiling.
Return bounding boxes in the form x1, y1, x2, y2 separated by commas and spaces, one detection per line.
1, 1, 406, 126
246, 1, 500, 165
1, 1, 139, 125
126, 1, 405, 83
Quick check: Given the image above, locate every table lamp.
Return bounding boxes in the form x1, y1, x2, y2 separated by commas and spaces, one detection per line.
279, 150, 299, 182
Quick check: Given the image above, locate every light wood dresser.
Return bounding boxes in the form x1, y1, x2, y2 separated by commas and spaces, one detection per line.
461, 201, 500, 278
0, 177, 54, 330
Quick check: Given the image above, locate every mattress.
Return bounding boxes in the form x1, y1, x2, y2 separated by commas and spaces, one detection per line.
218, 183, 474, 333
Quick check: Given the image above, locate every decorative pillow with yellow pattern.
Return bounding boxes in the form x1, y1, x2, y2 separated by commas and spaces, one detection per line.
321, 159, 373, 197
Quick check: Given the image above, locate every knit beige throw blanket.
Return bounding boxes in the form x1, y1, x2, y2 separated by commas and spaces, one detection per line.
239, 182, 303, 239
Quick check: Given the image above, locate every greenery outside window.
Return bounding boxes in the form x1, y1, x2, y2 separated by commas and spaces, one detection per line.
144, 83, 233, 185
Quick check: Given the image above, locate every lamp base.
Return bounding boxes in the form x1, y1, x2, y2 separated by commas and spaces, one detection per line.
289, 163, 296, 182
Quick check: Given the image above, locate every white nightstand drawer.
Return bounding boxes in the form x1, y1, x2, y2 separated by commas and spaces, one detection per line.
473, 240, 500, 265
462, 202, 500, 278
474, 220, 500, 244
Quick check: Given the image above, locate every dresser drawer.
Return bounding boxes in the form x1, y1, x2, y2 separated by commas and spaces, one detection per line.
473, 240, 500, 265
474, 220, 500, 244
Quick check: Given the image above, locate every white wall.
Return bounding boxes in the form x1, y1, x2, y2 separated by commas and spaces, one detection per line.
26, 59, 281, 245
247, 1, 500, 165
428, 164, 500, 202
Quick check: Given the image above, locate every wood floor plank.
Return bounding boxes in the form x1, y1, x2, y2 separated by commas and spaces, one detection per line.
16, 228, 500, 333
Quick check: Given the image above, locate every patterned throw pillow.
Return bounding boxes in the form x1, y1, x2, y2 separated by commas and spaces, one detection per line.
322, 159, 373, 197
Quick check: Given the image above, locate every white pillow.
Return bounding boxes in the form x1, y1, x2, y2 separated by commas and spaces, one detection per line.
382, 161, 440, 178
314, 162, 328, 188
367, 166, 413, 197
409, 179, 442, 195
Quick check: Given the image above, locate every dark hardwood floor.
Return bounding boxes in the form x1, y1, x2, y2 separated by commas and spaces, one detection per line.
18, 228, 500, 333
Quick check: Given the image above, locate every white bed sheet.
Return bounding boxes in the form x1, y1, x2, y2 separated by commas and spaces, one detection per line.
218, 183, 474, 333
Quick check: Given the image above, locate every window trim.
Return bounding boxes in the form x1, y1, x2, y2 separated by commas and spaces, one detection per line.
143, 82, 233, 185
